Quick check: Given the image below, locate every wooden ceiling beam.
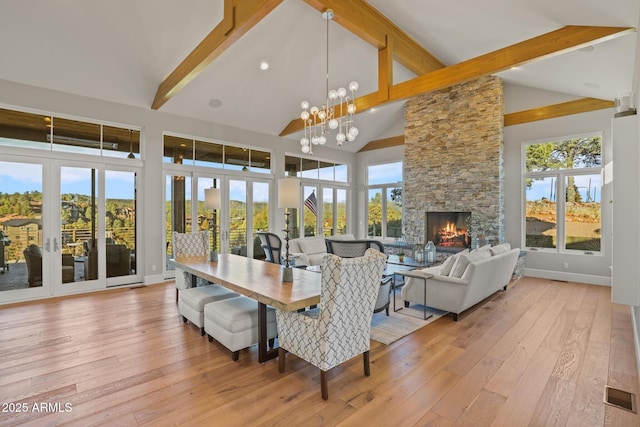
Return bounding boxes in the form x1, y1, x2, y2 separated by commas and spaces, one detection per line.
280, 25, 632, 136
503, 98, 614, 126
152, 0, 283, 110
303, 0, 445, 75
391, 25, 634, 101
358, 97, 614, 152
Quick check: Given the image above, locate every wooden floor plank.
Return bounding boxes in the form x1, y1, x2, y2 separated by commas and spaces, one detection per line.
0, 278, 638, 426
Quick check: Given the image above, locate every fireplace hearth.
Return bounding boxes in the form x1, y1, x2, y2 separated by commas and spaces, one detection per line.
425, 211, 471, 249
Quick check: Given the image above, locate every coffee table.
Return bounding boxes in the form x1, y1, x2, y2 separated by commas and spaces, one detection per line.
395, 270, 435, 320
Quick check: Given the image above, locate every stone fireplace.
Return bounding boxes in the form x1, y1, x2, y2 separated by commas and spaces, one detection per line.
402, 76, 505, 246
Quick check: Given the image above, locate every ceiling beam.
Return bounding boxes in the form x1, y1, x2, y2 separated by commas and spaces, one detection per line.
391, 25, 634, 101
358, 135, 405, 153
504, 98, 614, 126
303, 0, 445, 75
358, 97, 614, 152
280, 25, 633, 136
152, 0, 283, 110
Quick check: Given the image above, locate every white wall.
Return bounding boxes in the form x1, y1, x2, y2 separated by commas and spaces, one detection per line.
0, 78, 355, 285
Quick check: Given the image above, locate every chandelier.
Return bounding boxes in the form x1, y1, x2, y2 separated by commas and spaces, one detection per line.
299, 9, 358, 155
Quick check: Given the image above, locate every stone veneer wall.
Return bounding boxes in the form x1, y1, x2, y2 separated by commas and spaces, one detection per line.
403, 76, 504, 246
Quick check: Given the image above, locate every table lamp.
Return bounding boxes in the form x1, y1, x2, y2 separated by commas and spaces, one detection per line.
205, 187, 221, 262
278, 177, 300, 282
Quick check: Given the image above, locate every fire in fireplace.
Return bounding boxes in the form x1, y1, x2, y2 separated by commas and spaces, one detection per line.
425, 211, 471, 248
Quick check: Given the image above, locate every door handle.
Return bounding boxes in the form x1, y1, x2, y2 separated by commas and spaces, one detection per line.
53, 237, 59, 252
45, 237, 51, 252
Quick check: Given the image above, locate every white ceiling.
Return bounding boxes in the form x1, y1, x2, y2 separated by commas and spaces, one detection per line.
0, 0, 638, 152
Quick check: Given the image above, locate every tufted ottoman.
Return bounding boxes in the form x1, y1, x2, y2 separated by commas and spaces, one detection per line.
178, 285, 239, 335
204, 295, 277, 361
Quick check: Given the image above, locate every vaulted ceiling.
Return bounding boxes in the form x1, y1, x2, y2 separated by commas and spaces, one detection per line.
0, 0, 637, 152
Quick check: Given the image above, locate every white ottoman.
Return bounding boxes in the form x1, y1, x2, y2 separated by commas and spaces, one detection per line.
178, 285, 239, 335
204, 295, 277, 361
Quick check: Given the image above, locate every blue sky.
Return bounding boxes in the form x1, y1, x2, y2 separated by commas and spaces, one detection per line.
0, 162, 136, 200
527, 174, 601, 202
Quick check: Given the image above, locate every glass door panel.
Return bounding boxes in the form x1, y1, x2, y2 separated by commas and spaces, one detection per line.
253, 181, 269, 260
105, 170, 137, 280
197, 177, 220, 255
303, 186, 318, 237
59, 166, 97, 285
165, 174, 191, 271
0, 159, 49, 300
229, 179, 247, 257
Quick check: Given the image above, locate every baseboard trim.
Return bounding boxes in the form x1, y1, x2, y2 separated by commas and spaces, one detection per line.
524, 268, 610, 286
144, 273, 168, 285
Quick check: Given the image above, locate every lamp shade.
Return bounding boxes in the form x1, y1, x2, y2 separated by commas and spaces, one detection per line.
204, 187, 221, 210
278, 178, 300, 208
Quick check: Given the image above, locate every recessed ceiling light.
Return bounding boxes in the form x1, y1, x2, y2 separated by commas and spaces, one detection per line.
208, 99, 222, 108
579, 45, 595, 52
584, 82, 600, 89
259, 61, 269, 71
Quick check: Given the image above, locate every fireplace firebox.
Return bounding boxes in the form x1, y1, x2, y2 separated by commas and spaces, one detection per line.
425, 211, 471, 248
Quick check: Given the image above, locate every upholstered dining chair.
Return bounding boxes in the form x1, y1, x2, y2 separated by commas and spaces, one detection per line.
172, 231, 210, 301
172, 231, 238, 334
256, 231, 282, 264
276, 248, 387, 400
326, 239, 393, 315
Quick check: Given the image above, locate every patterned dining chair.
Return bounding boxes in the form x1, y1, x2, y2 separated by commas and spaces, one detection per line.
276, 248, 386, 400
326, 239, 393, 315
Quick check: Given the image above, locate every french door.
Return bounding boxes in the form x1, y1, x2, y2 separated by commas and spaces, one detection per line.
0, 155, 140, 304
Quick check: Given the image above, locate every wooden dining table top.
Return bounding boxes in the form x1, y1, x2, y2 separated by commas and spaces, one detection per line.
169, 253, 321, 312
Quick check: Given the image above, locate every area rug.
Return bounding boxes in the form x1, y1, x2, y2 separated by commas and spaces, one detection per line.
370, 295, 448, 345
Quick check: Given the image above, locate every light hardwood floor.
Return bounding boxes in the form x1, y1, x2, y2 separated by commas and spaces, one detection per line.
1, 277, 639, 426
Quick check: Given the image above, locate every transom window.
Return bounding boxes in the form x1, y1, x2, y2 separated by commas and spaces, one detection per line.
523, 134, 602, 253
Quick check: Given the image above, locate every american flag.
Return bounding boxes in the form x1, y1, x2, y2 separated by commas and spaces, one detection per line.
304, 191, 317, 216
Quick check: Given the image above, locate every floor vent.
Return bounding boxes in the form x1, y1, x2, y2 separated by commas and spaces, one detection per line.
130, 285, 147, 290
604, 386, 637, 413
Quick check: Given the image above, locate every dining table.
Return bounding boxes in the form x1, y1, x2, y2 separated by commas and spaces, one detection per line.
168, 253, 321, 362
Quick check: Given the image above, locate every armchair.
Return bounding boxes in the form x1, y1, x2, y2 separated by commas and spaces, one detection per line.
276, 248, 386, 400
23, 244, 75, 286
326, 239, 392, 315
84, 242, 131, 280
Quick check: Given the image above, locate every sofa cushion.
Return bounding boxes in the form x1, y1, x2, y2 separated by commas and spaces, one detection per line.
298, 236, 327, 256
447, 249, 470, 278
449, 254, 472, 278
490, 242, 511, 256
439, 255, 458, 276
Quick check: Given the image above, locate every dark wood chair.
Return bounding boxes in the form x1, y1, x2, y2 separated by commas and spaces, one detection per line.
257, 232, 283, 265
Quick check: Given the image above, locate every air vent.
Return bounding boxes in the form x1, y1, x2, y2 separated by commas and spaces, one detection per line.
604, 386, 636, 413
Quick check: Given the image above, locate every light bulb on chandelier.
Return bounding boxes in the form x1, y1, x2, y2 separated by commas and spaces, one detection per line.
299, 9, 359, 155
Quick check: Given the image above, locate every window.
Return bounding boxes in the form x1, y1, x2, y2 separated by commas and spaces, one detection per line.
523, 134, 602, 253
284, 155, 349, 237
367, 162, 402, 239
163, 135, 271, 174
0, 108, 141, 159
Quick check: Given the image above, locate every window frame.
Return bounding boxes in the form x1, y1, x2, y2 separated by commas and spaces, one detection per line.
365, 161, 403, 241
521, 133, 603, 255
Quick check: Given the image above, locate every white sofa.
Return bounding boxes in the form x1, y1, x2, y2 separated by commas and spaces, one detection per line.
401, 243, 520, 321
288, 234, 354, 266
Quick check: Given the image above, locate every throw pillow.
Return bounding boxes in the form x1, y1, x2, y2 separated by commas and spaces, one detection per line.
449, 254, 472, 278
489, 242, 511, 256
298, 236, 327, 255
439, 255, 457, 276
447, 249, 469, 277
